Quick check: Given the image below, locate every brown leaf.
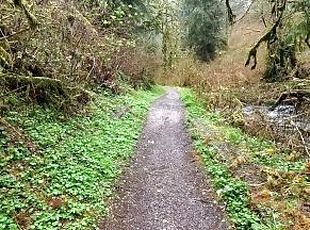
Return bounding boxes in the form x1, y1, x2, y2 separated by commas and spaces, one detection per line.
15, 212, 32, 229
48, 197, 65, 209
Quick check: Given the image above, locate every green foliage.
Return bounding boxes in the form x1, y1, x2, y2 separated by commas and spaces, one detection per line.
0, 87, 163, 229
179, 88, 298, 230
0, 0, 161, 109
246, 0, 310, 81
181, 89, 264, 229
81, 0, 150, 33
182, 0, 227, 61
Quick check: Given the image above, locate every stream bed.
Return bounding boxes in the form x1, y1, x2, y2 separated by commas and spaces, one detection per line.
243, 105, 310, 147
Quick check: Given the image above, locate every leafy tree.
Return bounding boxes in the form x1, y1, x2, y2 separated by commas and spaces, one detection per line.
182, 0, 227, 61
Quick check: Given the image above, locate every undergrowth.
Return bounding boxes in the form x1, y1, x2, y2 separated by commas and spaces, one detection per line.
155, 15, 310, 155
180, 88, 310, 230
0, 87, 163, 230
0, 0, 160, 111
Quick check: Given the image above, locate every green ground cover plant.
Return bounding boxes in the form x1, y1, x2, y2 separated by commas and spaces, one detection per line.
0, 87, 163, 230
180, 88, 309, 230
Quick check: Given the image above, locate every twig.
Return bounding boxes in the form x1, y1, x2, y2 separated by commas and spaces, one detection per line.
86, 57, 96, 81
290, 120, 310, 158
235, 0, 256, 23
0, 28, 29, 41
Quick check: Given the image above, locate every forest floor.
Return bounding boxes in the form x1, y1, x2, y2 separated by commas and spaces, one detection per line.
0, 87, 164, 229
101, 89, 228, 230
181, 89, 309, 230
1, 87, 309, 230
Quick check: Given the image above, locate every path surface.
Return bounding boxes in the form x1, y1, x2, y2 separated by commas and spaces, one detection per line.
101, 89, 228, 230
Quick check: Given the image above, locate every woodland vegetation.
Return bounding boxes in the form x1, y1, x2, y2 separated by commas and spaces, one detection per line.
0, 0, 310, 229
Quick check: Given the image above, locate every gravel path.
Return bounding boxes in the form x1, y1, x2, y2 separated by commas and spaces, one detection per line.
101, 89, 228, 230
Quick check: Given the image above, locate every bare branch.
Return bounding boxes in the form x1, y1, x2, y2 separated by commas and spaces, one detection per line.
235, 0, 256, 23
225, 0, 236, 25
290, 120, 310, 158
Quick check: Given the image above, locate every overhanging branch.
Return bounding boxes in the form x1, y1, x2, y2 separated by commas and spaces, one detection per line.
245, 0, 287, 69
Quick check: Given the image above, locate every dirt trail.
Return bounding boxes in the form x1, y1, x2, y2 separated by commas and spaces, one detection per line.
101, 89, 228, 230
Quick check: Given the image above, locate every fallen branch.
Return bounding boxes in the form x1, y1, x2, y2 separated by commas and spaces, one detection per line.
1, 74, 63, 85
271, 90, 310, 110
1, 74, 67, 94
1, 73, 93, 105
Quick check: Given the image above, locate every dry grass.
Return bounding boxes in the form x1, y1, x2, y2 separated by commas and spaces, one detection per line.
156, 11, 310, 155
173, 7, 310, 229
156, 16, 268, 110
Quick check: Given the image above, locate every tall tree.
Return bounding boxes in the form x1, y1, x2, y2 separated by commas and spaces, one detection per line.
182, 0, 227, 61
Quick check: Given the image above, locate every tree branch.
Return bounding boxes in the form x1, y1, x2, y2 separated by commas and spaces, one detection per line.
225, 0, 236, 25
245, 0, 287, 69
235, 1, 255, 23
306, 33, 310, 48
